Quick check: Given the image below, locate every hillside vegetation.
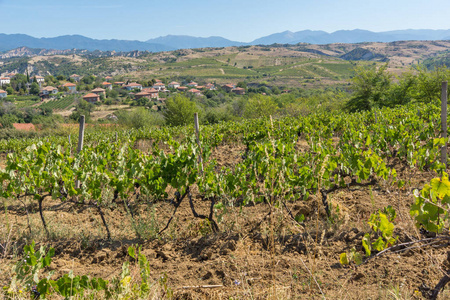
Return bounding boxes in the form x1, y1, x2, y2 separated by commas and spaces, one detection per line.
2, 40, 450, 89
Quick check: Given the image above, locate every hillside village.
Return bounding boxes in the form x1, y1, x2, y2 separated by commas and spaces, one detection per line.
0, 72, 248, 105
0, 69, 258, 130
1, 39, 450, 132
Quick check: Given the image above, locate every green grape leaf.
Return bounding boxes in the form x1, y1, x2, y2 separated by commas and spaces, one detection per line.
339, 252, 349, 265
378, 213, 394, 238
295, 214, 305, 223
351, 249, 363, 265
372, 236, 385, 251
128, 246, 136, 259
430, 177, 450, 199
362, 233, 372, 257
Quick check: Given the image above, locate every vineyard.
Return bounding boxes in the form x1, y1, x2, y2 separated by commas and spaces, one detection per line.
38, 96, 78, 111
1, 101, 450, 299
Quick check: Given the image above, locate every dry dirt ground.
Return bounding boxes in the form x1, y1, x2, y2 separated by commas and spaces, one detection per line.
1, 143, 450, 299
53, 104, 132, 120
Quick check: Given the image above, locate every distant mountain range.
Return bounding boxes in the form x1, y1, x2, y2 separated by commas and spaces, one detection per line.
0, 34, 174, 52
1, 29, 450, 53
145, 35, 245, 49
249, 29, 450, 45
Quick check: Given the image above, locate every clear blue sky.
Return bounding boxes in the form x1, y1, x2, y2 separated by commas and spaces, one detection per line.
1, 0, 449, 42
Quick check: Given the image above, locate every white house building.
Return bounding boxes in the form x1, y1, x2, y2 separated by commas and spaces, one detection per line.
125, 82, 143, 91
0, 77, 11, 86
168, 81, 180, 89
40, 86, 58, 96
34, 76, 45, 85
152, 82, 166, 91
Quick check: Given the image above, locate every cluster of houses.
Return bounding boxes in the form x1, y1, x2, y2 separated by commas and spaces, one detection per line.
0, 72, 246, 103
0, 74, 12, 98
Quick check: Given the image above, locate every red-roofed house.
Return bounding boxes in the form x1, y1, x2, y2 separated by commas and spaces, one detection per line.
187, 82, 198, 87
70, 74, 82, 82
152, 82, 166, 91
188, 88, 202, 96
222, 84, 236, 92
204, 83, 216, 90
105, 76, 113, 82
101, 82, 112, 90
91, 88, 106, 97
114, 81, 125, 86
168, 81, 180, 89
63, 82, 77, 92
0, 89, 7, 98
83, 93, 100, 103
125, 82, 142, 91
13, 123, 36, 131
142, 88, 159, 99
232, 87, 245, 95
40, 86, 58, 96
177, 86, 188, 92
134, 91, 152, 100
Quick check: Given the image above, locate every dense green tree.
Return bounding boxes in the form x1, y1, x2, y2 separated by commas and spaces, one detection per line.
0, 114, 19, 128
230, 97, 247, 117
115, 107, 164, 128
345, 64, 391, 112
82, 75, 96, 85
70, 99, 94, 122
45, 75, 56, 85
163, 94, 198, 126
204, 106, 232, 124
243, 95, 278, 118
271, 86, 281, 95
107, 89, 119, 99
30, 82, 40, 95
236, 81, 247, 89
5, 87, 14, 95
410, 65, 450, 103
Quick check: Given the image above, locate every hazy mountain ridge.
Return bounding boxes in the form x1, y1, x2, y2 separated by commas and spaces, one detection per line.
0, 34, 174, 52
1, 29, 450, 54
146, 35, 245, 49
249, 29, 450, 45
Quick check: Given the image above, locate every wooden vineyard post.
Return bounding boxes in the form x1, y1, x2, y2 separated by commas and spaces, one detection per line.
68, 134, 71, 155
194, 112, 204, 173
75, 115, 85, 189
441, 81, 448, 167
